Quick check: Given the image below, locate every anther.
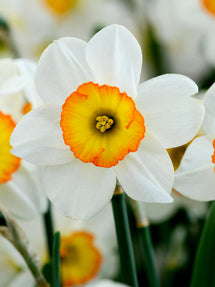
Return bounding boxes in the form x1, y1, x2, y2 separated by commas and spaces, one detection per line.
96, 115, 114, 132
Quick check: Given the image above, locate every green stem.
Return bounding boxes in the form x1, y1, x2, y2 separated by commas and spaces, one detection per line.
139, 225, 160, 287
52, 232, 61, 287
43, 201, 55, 259
111, 185, 139, 287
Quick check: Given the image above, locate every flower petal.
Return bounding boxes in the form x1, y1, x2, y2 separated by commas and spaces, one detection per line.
174, 136, 215, 201
114, 133, 174, 203
136, 74, 204, 148
86, 24, 142, 98
35, 37, 94, 104
202, 82, 215, 135
44, 160, 116, 219
10, 102, 74, 165
0, 164, 45, 220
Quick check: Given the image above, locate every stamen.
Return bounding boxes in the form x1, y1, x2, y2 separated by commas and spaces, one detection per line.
96, 115, 114, 133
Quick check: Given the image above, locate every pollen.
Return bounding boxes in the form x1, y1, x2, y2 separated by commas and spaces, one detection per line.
202, 0, 215, 16
0, 111, 21, 184
96, 115, 114, 132
60, 82, 145, 168
60, 231, 102, 286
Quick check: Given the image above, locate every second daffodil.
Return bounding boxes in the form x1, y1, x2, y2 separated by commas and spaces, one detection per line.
11, 25, 204, 219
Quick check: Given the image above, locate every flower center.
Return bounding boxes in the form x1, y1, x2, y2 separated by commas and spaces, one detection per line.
96, 115, 114, 133
44, 0, 77, 14
0, 111, 21, 184
202, 0, 215, 16
60, 231, 102, 286
60, 82, 145, 168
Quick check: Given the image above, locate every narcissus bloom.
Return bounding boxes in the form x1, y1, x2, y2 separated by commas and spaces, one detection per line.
146, 0, 215, 69
0, 58, 46, 219
0, 0, 139, 59
11, 25, 204, 219
9, 204, 118, 286
175, 82, 215, 201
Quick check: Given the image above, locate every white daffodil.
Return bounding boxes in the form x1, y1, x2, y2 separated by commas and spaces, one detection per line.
174, 82, 215, 200
11, 25, 204, 219
145, 0, 211, 82
7, 203, 119, 287
0, 0, 140, 60
0, 58, 46, 219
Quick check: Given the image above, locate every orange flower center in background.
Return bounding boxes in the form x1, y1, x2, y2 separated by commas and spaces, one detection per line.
0, 111, 21, 184
211, 139, 215, 170
202, 0, 215, 15
44, 0, 77, 14
60, 231, 102, 286
60, 82, 146, 168
22, 102, 32, 115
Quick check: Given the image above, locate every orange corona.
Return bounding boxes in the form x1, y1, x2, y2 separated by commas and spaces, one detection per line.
44, 0, 77, 14
22, 102, 32, 115
60, 82, 145, 168
202, 0, 215, 15
60, 231, 102, 286
0, 111, 21, 184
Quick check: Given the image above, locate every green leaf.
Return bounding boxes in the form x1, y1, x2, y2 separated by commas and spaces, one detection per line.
52, 231, 61, 287
190, 201, 215, 287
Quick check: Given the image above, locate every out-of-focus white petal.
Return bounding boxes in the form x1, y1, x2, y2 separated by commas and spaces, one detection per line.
44, 160, 116, 219
202, 82, 215, 135
35, 37, 94, 104
136, 74, 204, 148
10, 102, 74, 165
0, 163, 46, 220
114, 133, 174, 203
174, 136, 215, 201
86, 24, 142, 98
8, 271, 35, 287
16, 58, 43, 108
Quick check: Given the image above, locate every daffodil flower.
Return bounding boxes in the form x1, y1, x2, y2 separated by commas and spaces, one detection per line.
86, 280, 130, 287
0, 0, 139, 59
1, 204, 118, 286
0, 58, 46, 219
174, 82, 215, 200
11, 25, 204, 219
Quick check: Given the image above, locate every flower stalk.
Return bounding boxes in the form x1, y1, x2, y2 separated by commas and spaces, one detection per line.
0, 204, 49, 287
111, 183, 139, 287
131, 200, 160, 287
43, 201, 55, 259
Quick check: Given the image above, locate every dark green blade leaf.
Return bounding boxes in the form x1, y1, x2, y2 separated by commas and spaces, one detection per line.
191, 201, 215, 287
52, 231, 61, 287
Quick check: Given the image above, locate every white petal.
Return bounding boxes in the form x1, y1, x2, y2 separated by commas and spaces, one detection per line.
86, 24, 142, 98
0, 165, 44, 220
174, 136, 215, 201
136, 74, 204, 148
141, 201, 177, 223
16, 58, 43, 108
44, 160, 116, 219
35, 37, 94, 104
8, 271, 35, 287
114, 133, 174, 203
11, 102, 74, 165
202, 82, 215, 135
